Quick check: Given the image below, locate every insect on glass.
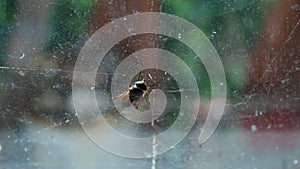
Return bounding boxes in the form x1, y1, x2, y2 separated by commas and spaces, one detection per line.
113, 72, 155, 110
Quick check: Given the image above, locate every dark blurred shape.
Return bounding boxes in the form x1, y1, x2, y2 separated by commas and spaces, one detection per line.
89, 0, 160, 34
246, 0, 300, 96
89, 0, 164, 91
1, 0, 54, 129
242, 0, 300, 150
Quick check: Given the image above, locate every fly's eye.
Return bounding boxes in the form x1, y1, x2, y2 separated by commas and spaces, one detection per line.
135, 82, 147, 91
129, 88, 144, 102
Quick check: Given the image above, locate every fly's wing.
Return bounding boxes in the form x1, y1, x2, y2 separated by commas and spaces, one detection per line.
113, 89, 152, 111
142, 89, 152, 97
135, 89, 152, 111
113, 91, 130, 107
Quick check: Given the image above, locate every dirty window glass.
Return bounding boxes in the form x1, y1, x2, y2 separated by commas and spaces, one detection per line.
0, 0, 299, 168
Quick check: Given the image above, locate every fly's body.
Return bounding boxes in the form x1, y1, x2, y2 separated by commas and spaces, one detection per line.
114, 79, 152, 110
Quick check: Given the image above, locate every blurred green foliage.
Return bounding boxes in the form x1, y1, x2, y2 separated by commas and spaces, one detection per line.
0, 0, 278, 97
0, 0, 18, 64
162, 0, 277, 97
46, 0, 97, 52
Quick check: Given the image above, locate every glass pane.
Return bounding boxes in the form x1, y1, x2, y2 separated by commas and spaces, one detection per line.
0, 0, 299, 168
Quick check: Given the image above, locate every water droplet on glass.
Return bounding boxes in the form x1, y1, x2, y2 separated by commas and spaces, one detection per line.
20, 53, 25, 59
18, 70, 25, 76
251, 125, 257, 132
267, 124, 272, 129
178, 33, 182, 39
